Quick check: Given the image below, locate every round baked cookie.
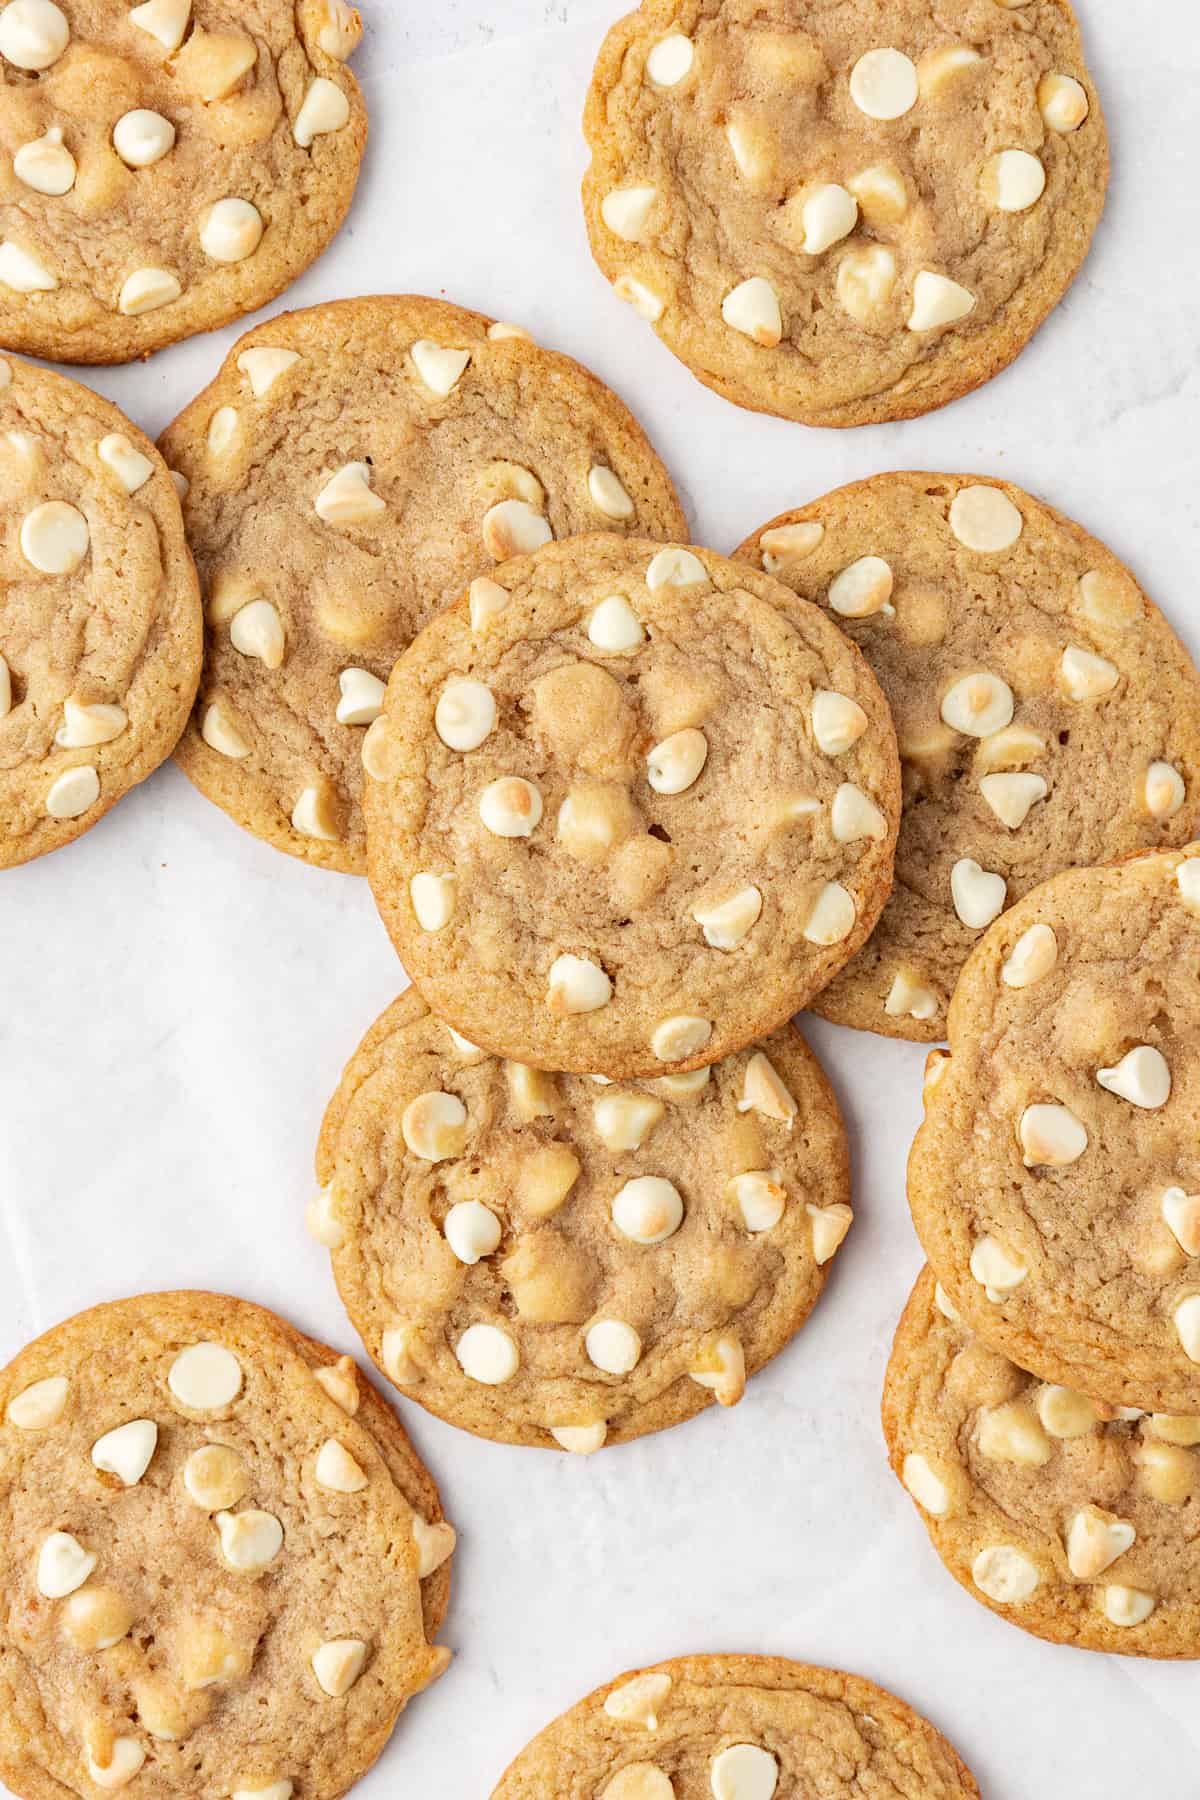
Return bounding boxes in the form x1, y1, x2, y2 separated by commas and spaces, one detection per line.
0, 353, 201, 869
910, 844, 1200, 1414
160, 297, 687, 873
0, 1291, 455, 1800
490, 1653, 979, 1797
0, 0, 367, 364
364, 535, 900, 1076
884, 1267, 1200, 1657
736, 473, 1200, 1040
582, 0, 1107, 427
313, 987, 853, 1451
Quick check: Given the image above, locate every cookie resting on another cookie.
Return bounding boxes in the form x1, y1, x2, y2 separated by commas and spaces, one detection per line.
490, 1653, 979, 1798
736, 473, 1200, 1039
583, 0, 1107, 425
0, 353, 201, 869
0, 1292, 454, 1800
910, 846, 1200, 1414
0, 0, 367, 363
312, 988, 852, 1450
161, 296, 687, 872
884, 1268, 1200, 1657
364, 535, 900, 1077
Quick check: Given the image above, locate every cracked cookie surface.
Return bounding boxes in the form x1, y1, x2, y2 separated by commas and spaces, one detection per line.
583, 0, 1107, 425
736, 473, 1200, 1040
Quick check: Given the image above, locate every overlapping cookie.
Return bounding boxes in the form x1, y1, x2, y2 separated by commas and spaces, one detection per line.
161, 297, 687, 871
0, 1292, 454, 1800
0, 0, 367, 362
737, 473, 1200, 1038
490, 1653, 979, 1797
910, 845, 1200, 1413
1, 354, 201, 869
364, 535, 900, 1076
884, 1268, 1200, 1657
583, 0, 1107, 425
312, 989, 852, 1450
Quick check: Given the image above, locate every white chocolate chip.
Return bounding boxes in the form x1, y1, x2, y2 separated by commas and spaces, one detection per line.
0, 0, 68, 68
831, 782, 887, 843
46, 766, 99, 820
941, 673, 1015, 739
517, 1143, 580, 1218
401, 1091, 467, 1162
56, 700, 127, 749
294, 76, 350, 147
92, 1419, 157, 1486
1177, 858, 1200, 912
62, 1587, 134, 1652
613, 274, 665, 322
229, 599, 284, 671
215, 1508, 283, 1572
113, 109, 175, 168
709, 1742, 778, 1800
20, 500, 88, 575
950, 858, 1006, 929
797, 183, 857, 255
645, 32, 693, 86
237, 347, 300, 397
588, 594, 644, 653
1002, 922, 1057, 988
885, 969, 938, 1022
902, 1452, 950, 1516
0, 240, 57, 293
729, 1170, 786, 1232
412, 1514, 456, 1577
725, 114, 776, 186
291, 784, 339, 841
314, 1439, 367, 1494
1019, 1103, 1087, 1167
14, 125, 75, 194
312, 1639, 367, 1697
1103, 1586, 1155, 1628
232, 1785, 292, 1800
410, 872, 456, 933
933, 1281, 960, 1322
1059, 645, 1119, 701
969, 1235, 1028, 1301
128, 0, 190, 51
1145, 761, 1185, 819
207, 407, 239, 459
846, 162, 908, 225
118, 267, 181, 315
305, 1184, 344, 1249
737, 1052, 797, 1126
908, 271, 976, 332
317, 0, 359, 58
1162, 1188, 1200, 1257
972, 1545, 1039, 1604
811, 690, 867, 756
612, 1175, 683, 1244
334, 667, 385, 727
949, 486, 1024, 552
803, 881, 856, 946
980, 772, 1047, 830
551, 1422, 607, 1454
604, 1672, 673, 1730
6, 1375, 68, 1429
469, 576, 510, 631
1066, 1506, 1135, 1580
1039, 72, 1089, 133
435, 677, 496, 751
479, 775, 542, 838
849, 46, 917, 119
37, 1531, 97, 1597
1096, 1045, 1171, 1110
586, 1319, 641, 1375
917, 44, 982, 97
0, 655, 7, 724
199, 199, 263, 264
1175, 1295, 1200, 1362
170, 470, 189, 500
650, 1014, 712, 1062
601, 186, 657, 241
693, 885, 762, 949
443, 1200, 502, 1265
85, 1739, 145, 1791
828, 556, 893, 619
169, 1343, 242, 1410
647, 728, 708, 795
760, 521, 824, 573
381, 1324, 420, 1385
646, 546, 708, 590
593, 1091, 665, 1152
1037, 1387, 1099, 1439
977, 1402, 1050, 1467
411, 339, 471, 397
487, 320, 531, 342
721, 276, 782, 347
836, 244, 897, 323
314, 462, 385, 525
981, 150, 1045, 213
652, 1067, 711, 1101
588, 465, 635, 519
481, 498, 552, 560
975, 724, 1047, 772
183, 1444, 249, 1512
455, 1323, 519, 1384
808, 1202, 853, 1265
690, 1333, 746, 1408
506, 1062, 558, 1123
98, 434, 154, 494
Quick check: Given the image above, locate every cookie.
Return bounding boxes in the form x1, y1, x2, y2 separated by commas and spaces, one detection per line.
160, 297, 687, 873
736, 473, 1200, 1040
909, 844, 1200, 1414
312, 988, 852, 1451
0, 1291, 455, 1800
0, 353, 202, 869
884, 1267, 1200, 1657
490, 1653, 979, 1798
0, 0, 366, 364
364, 535, 900, 1076
582, 0, 1107, 427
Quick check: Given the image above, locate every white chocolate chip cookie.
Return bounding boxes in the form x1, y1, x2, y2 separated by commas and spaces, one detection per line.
314, 988, 851, 1449
364, 536, 899, 1074
0, 0, 366, 362
884, 1267, 1199, 1656
490, 1654, 978, 1797
582, 0, 1106, 425
0, 1291, 453, 1800
909, 846, 1200, 1412
0, 355, 201, 868
161, 296, 686, 871
737, 473, 1200, 1039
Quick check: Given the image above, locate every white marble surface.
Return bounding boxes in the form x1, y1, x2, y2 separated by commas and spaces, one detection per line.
4, 3, 1200, 1795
